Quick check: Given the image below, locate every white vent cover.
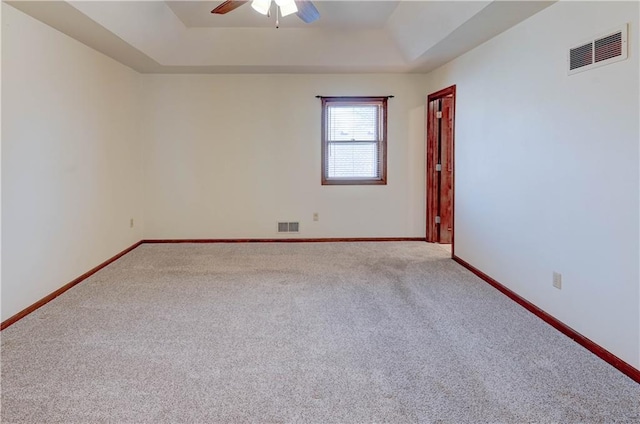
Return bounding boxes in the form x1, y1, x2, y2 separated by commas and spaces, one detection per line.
568, 24, 627, 75
277, 222, 299, 233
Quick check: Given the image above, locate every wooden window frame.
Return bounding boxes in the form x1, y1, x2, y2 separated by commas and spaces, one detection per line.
321, 96, 388, 186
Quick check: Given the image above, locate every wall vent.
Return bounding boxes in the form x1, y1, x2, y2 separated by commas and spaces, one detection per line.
569, 42, 593, 71
568, 24, 627, 75
277, 222, 299, 233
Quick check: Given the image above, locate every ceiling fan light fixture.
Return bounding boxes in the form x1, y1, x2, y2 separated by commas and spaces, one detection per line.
275, 0, 297, 17
251, 0, 272, 15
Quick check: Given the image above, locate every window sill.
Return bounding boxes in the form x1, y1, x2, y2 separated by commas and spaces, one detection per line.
322, 178, 387, 186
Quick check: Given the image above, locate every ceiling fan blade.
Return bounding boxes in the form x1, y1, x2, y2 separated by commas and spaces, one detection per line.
295, 0, 320, 23
211, 0, 249, 14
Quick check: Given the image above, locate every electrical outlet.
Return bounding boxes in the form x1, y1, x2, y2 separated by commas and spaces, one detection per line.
552, 272, 562, 290
130, 218, 134, 228
313, 213, 319, 221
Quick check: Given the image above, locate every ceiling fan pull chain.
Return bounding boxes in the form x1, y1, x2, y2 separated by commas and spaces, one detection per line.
275, 5, 279, 29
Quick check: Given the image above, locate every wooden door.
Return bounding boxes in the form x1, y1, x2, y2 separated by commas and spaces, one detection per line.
439, 96, 454, 243
426, 85, 455, 246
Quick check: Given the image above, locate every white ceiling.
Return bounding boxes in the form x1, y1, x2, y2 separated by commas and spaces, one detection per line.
7, 1, 555, 73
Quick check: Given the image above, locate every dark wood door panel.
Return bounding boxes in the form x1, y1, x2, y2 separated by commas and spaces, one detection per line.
439, 96, 454, 244
426, 85, 455, 248
426, 100, 439, 242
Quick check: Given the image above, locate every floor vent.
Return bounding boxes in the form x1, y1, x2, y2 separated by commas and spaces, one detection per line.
568, 24, 627, 75
278, 222, 299, 233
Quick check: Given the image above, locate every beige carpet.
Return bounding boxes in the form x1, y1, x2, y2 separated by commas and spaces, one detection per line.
1, 242, 638, 423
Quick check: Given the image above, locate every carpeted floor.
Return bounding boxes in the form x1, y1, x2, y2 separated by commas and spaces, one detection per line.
1, 242, 638, 423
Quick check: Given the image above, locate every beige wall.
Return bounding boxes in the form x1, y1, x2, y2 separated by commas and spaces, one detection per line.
141, 74, 428, 239
1, 4, 144, 321
425, 1, 640, 368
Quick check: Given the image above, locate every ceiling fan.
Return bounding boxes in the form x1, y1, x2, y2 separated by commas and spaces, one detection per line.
211, 0, 320, 24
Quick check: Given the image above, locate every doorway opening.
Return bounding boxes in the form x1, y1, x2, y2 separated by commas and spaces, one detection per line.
426, 85, 456, 253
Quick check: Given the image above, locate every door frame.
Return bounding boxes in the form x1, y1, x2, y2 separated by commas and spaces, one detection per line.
426, 85, 456, 254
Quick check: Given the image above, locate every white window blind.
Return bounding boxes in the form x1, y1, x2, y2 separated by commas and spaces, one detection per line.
324, 101, 384, 180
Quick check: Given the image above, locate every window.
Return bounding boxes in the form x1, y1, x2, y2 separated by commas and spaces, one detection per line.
321, 97, 387, 185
